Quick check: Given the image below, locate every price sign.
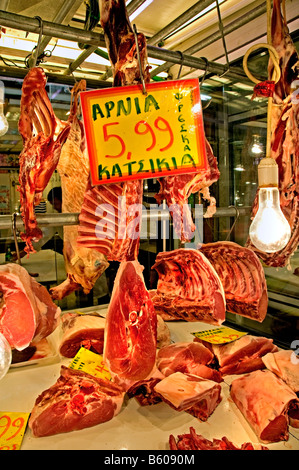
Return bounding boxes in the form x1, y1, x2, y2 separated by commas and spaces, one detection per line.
69, 347, 111, 381
80, 79, 207, 185
192, 327, 247, 345
0, 411, 30, 450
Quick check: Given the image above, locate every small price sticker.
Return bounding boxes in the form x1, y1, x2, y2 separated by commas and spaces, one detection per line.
69, 347, 111, 381
192, 327, 247, 345
0, 411, 30, 450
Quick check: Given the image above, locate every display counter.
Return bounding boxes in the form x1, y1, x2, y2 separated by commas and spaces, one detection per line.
1, 306, 298, 451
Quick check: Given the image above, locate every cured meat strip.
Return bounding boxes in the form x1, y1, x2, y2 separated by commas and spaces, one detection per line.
78, 0, 150, 261
247, 0, 299, 266
103, 261, 157, 381
262, 349, 299, 396
29, 365, 124, 437
154, 371, 221, 421
18, 67, 70, 253
0, 264, 60, 351
157, 342, 222, 382
151, 249, 226, 325
50, 81, 108, 300
59, 313, 106, 358
155, 135, 220, 242
199, 241, 268, 322
195, 334, 278, 376
230, 370, 299, 443
169, 427, 269, 450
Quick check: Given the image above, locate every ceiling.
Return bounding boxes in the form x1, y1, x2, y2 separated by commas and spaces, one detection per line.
0, 0, 298, 155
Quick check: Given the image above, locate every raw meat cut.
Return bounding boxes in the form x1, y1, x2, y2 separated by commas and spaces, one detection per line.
230, 370, 299, 443
77, 0, 150, 262
59, 312, 106, 358
103, 261, 157, 381
155, 139, 220, 242
195, 334, 278, 375
151, 249, 226, 324
262, 349, 299, 395
157, 342, 222, 382
154, 371, 221, 421
50, 80, 108, 300
156, 314, 171, 349
18, 67, 70, 253
29, 365, 124, 437
126, 368, 165, 406
0, 263, 60, 351
169, 427, 269, 450
199, 241, 268, 322
247, 0, 299, 267
78, 180, 143, 261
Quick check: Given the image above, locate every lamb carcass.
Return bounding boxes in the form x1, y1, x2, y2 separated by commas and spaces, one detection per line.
103, 261, 157, 381
18, 67, 70, 253
50, 80, 108, 300
199, 241, 268, 322
29, 365, 124, 437
78, 0, 150, 261
0, 263, 60, 351
247, 0, 299, 267
154, 371, 222, 421
155, 137, 220, 242
230, 370, 299, 443
151, 249, 226, 324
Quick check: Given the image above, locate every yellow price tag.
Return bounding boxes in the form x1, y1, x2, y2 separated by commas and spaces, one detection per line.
192, 327, 247, 345
0, 411, 30, 450
69, 347, 111, 381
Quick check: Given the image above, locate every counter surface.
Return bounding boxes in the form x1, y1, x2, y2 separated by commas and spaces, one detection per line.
1, 308, 298, 451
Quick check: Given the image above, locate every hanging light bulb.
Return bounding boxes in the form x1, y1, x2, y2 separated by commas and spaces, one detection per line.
0, 333, 12, 381
249, 157, 291, 253
0, 80, 9, 137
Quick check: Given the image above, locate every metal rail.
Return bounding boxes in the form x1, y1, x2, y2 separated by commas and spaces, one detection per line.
0, 9, 246, 80
0, 206, 251, 231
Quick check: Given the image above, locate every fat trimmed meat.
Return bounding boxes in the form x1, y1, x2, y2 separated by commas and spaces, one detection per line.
29, 365, 124, 437
230, 369, 299, 443
151, 249, 226, 325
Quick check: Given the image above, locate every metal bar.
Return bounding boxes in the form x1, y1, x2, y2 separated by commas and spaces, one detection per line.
0, 206, 251, 230
150, 2, 268, 78
0, 10, 246, 80
147, 0, 215, 46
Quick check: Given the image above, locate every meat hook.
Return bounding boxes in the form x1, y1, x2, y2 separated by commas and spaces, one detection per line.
225, 205, 240, 241
133, 24, 147, 95
12, 212, 22, 265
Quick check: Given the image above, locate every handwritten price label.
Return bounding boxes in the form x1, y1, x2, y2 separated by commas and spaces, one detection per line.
80, 79, 207, 185
0, 412, 30, 450
192, 327, 247, 345
69, 347, 111, 381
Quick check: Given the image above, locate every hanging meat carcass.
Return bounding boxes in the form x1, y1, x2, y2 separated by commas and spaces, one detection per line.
155, 139, 220, 242
49, 81, 108, 300
103, 261, 157, 382
77, 0, 150, 261
18, 67, 70, 254
247, 0, 299, 267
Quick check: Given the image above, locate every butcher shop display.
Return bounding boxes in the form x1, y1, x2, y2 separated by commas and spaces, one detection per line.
151, 249, 226, 324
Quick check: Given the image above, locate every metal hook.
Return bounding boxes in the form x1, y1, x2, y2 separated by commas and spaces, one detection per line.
12, 212, 21, 265
198, 57, 209, 87
32, 16, 44, 68
133, 24, 147, 95
176, 51, 184, 79
215, 0, 230, 78
225, 205, 240, 241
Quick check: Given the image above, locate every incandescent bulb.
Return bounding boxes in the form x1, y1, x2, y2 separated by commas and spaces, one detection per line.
0, 333, 12, 381
0, 80, 8, 137
249, 187, 291, 253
